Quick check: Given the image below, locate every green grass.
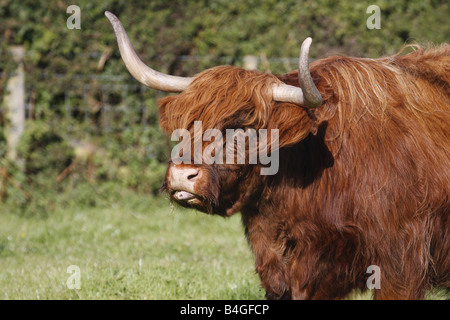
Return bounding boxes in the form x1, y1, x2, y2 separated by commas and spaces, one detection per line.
0, 194, 264, 299
0, 193, 447, 300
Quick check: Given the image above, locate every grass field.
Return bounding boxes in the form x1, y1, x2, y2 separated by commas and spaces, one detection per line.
0, 192, 447, 300
0, 194, 263, 299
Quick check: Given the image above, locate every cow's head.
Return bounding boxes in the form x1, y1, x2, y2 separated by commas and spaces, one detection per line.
106, 12, 323, 216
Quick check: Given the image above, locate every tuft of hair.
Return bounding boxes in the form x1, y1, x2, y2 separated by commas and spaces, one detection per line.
158, 65, 281, 134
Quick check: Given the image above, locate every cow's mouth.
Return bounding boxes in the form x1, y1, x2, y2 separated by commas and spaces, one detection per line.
170, 190, 203, 206
173, 190, 196, 201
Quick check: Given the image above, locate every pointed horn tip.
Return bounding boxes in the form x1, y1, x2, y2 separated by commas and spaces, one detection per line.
104, 11, 118, 24
301, 37, 313, 50
105, 11, 124, 34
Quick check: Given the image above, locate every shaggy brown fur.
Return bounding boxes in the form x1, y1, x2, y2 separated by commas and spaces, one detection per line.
159, 44, 450, 299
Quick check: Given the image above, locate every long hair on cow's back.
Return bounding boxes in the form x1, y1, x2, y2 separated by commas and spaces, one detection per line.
273, 44, 450, 225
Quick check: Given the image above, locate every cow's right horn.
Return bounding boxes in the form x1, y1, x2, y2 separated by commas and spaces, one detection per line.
272, 37, 322, 108
297, 37, 322, 108
105, 11, 193, 92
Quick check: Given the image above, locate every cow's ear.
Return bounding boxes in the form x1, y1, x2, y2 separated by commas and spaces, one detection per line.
267, 103, 313, 148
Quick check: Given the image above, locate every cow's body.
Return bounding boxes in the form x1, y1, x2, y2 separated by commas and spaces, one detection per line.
160, 46, 450, 299
106, 12, 449, 299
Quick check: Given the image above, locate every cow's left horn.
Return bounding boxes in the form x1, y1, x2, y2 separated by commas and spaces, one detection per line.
272, 37, 322, 108
105, 11, 193, 92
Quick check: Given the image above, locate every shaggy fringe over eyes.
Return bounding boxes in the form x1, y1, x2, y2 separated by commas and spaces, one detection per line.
158, 65, 280, 134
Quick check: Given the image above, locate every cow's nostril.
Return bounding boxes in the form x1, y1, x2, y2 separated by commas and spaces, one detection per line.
187, 172, 199, 180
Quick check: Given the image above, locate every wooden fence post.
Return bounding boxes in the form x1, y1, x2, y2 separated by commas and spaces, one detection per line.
4, 46, 25, 164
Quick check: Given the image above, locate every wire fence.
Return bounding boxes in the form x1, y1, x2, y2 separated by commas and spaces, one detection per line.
43, 75, 160, 135
3, 72, 164, 138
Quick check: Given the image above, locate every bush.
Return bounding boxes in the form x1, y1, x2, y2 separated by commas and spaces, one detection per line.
0, 120, 168, 217
0, 121, 73, 216
92, 125, 168, 194
17, 120, 74, 176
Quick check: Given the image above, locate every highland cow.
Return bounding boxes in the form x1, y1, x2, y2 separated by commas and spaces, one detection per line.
106, 12, 449, 299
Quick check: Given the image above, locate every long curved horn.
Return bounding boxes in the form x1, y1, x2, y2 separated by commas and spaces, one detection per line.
297, 37, 322, 107
272, 37, 322, 108
105, 11, 192, 92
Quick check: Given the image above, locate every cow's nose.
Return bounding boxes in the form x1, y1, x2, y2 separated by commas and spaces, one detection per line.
169, 166, 201, 191
173, 167, 199, 181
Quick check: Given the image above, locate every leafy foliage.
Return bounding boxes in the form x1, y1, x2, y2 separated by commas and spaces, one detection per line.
17, 120, 74, 175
